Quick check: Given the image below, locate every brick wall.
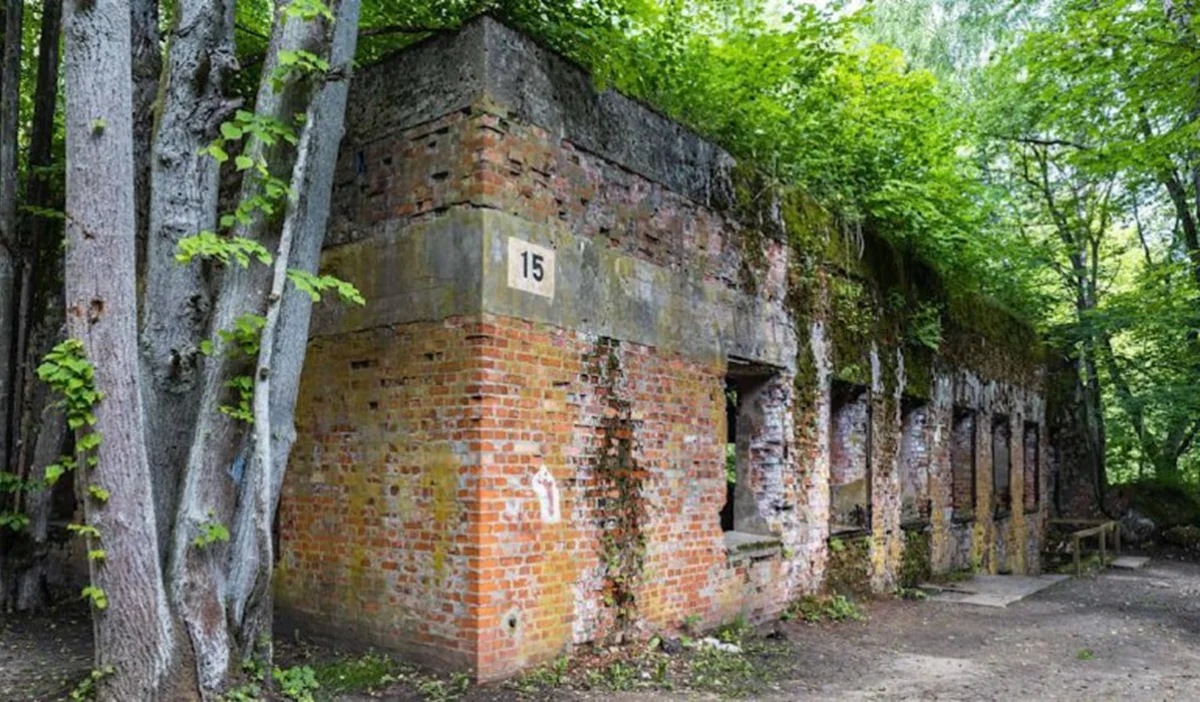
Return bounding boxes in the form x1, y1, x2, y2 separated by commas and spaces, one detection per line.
276, 16, 1053, 682
830, 385, 870, 530
951, 410, 977, 518
277, 319, 485, 670
899, 404, 930, 524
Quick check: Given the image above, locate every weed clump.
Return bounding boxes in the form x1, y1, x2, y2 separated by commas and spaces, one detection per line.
781, 594, 866, 623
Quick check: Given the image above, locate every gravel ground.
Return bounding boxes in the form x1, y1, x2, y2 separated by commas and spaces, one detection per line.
764, 557, 1200, 700
0, 603, 92, 701
5, 556, 1200, 701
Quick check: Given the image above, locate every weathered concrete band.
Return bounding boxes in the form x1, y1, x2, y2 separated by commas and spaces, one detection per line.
313, 207, 796, 370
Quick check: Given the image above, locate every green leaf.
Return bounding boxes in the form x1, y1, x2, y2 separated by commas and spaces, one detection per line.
81, 585, 108, 610
67, 523, 101, 539
45, 463, 65, 486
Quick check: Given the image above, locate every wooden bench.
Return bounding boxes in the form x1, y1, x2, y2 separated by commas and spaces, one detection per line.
1049, 519, 1121, 575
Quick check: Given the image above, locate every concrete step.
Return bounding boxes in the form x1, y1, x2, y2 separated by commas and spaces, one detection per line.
1110, 556, 1151, 570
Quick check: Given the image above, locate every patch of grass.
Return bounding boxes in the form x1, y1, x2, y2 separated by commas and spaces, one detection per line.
894, 586, 928, 600
688, 639, 787, 697
781, 594, 866, 623
69, 667, 114, 701
511, 655, 570, 693
220, 683, 264, 702
507, 627, 788, 698
311, 651, 406, 697
1077, 648, 1095, 661
417, 673, 470, 702
306, 651, 469, 701
1054, 553, 1103, 576
274, 665, 320, 702
714, 615, 752, 645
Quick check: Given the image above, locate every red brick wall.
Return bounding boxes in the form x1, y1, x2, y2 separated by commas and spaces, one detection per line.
899, 404, 931, 524
951, 409, 976, 518
277, 318, 486, 670
830, 386, 870, 530
279, 308, 798, 680
326, 106, 780, 298
466, 314, 794, 678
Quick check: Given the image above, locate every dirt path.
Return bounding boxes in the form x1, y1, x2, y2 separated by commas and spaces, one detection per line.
765, 558, 1200, 700
5, 557, 1200, 700
0, 603, 92, 701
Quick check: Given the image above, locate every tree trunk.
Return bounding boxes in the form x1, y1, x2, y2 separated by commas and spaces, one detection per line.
12, 369, 69, 611
1080, 341, 1108, 508
11, 0, 63, 469
230, 0, 362, 654
63, 0, 175, 698
142, 0, 236, 570
164, 3, 327, 692
0, 0, 65, 614
130, 0, 159, 281
0, 0, 23, 471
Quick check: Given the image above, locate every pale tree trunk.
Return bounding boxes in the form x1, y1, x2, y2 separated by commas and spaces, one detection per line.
0, 0, 22, 471
164, 2, 330, 692
230, 0, 362, 653
63, 0, 175, 698
142, 0, 237, 569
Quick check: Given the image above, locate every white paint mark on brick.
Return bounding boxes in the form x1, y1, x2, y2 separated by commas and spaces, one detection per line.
532, 465, 561, 523
510, 440, 541, 455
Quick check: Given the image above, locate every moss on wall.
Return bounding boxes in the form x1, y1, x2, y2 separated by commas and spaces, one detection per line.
583, 336, 648, 639
824, 535, 872, 597
754, 178, 1046, 388
899, 528, 932, 588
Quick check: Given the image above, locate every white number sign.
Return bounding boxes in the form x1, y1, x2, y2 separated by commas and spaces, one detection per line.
507, 237, 556, 299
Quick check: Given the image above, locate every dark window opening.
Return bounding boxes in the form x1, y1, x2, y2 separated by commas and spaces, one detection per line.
720, 378, 738, 532
899, 398, 931, 526
1023, 422, 1040, 513
951, 407, 976, 521
720, 361, 784, 537
831, 381, 871, 534
992, 415, 1012, 517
